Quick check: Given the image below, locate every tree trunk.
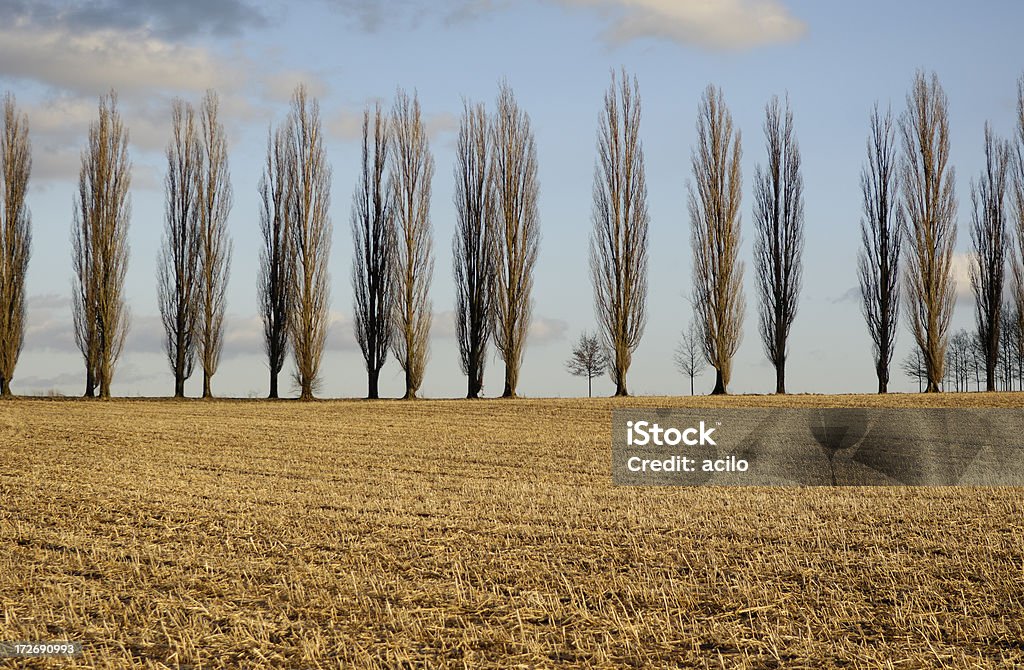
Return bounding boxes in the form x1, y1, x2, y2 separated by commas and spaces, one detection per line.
711, 368, 726, 395
925, 379, 940, 393
368, 369, 380, 400
299, 384, 313, 401
467, 363, 481, 399
502, 367, 518, 398
84, 369, 95, 398
404, 369, 417, 400
588, 375, 592, 398
269, 372, 279, 399
775, 358, 786, 394
614, 380, 628, 397
174, 375, 185, 398
202, 372, 212, 398
690, 375, 694, 396
0, 376, 10, 398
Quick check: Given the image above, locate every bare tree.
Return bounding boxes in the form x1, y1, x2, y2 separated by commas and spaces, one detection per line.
970, 124, 1011, 391
753, 94, 804, 394
901, 70, 957, 393
1012, 75, 1024, 374
674, 321, 707, 396
689, 84, 744, 395
196, 90, 233, 399
858, 104, 904, 394
158, 99, 201, 398
0, 93, 30, 398
287, 85, 332, 401
390, 89, 434, 400
565, 331, 607, 398
352, 103, 395, 400
453, 100, 493, 399
901, 348, 926, 392
491, 82, 540, 398
997, 307, 1019, 390
590, 68, 649, 397
72, 91, 131, 399
258, 124, 294, 399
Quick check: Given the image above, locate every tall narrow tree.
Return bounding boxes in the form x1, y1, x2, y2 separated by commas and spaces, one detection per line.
491, 82, 540, 398
352, 103, 395, 399
287, 85, 332, 401
689, 84, 744, 395
590, 68, 649, 397
196, 90, 232, 399
0, 93, 31, 398
901, 70, 957, 393
390, 89, 434, 400
858, 104, 904, 394
753, 95, 803, 394
969, 124, 1011, 391
158, 99, 201, 398
72, 91, 131, 399
453, 100, 494, 399
1012, 75, 1024, 365
258, 124, 294, 399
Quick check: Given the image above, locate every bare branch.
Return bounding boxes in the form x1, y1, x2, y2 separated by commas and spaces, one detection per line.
352, 102, 394, 399
590, 68, 649, 397
491, 81, 540, 398
688, 84, 744, 395
900, 70, 957, 393
0, 92, 31, 398
390, 88, 434, 400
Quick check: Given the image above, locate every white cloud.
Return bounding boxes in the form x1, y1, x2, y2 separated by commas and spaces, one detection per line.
555, 0, 806, 49
0, 26, 233, 97
329, 105, 458, 143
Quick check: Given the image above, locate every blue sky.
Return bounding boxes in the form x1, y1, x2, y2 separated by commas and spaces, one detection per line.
3, 0, 1022, 397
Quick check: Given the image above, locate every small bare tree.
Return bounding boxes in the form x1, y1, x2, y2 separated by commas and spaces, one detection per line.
970, 124, 1011, 391
491, 82, 540, 398
258, 124, 294, 399
565, 331, 607, 398
753, 94, 804, 394
0, 93, 31, 398
858, 104, 904, 394
590, 68, 649, 397
158, 99, 201, 398
689, 84, 744, 395
901, 349, 926, 392
72, 91, 131, 399
901, 70, 957, 393
453, 100, 494, 399
287, 85, 332, 401
352, 103, 395, 400
674, 321, 707, 396
196, 90, 233, 399
390, 89, 434, 400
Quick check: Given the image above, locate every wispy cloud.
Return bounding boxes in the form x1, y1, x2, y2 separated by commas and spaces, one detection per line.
324, 0, 805, 50
555, 0, 806, 50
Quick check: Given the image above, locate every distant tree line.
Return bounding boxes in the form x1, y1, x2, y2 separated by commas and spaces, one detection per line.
3, 69, 1024, 398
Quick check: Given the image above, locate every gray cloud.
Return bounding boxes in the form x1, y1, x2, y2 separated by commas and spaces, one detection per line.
324, 0, 804, 50
433, 309, 568, 345
1, 0, 267, 40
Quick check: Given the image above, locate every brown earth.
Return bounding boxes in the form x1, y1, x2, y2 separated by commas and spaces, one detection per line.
1, 394, 1022, 668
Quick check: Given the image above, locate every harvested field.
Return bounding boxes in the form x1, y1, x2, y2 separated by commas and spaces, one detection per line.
1, 394, 1023, 668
